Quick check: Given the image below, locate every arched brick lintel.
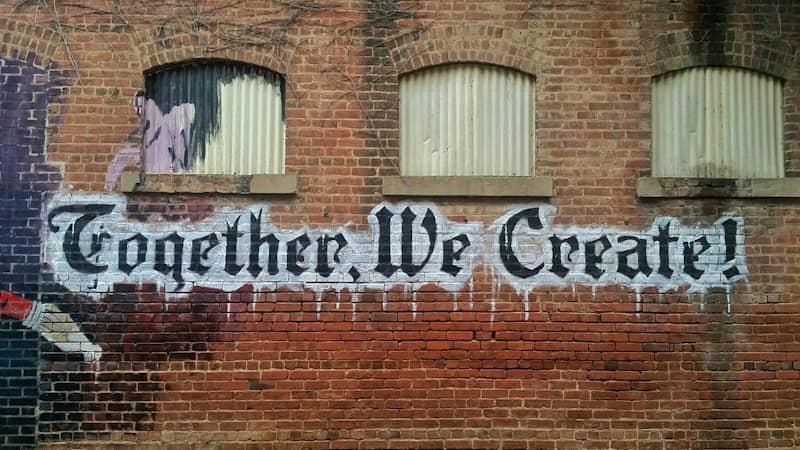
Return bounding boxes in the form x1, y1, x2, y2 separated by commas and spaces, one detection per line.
386, 25, 541, 78
648, 30, 797, 80
0, 18, 63, 70
131, 26, 289, 77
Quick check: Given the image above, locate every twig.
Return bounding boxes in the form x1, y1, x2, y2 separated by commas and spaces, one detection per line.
323, 66, 398, 169
11, 0, 37, 12
278, 0, 333, 12
109, 0, 129, 27
197, 0, 246, 16
51, 0, 81, 84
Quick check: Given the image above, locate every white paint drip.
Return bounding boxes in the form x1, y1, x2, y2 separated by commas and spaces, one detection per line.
468, 278, 474, 309
412, 289, 417, 320
351, 290, 358, 321
726, 285, 732, 315
490, 272, 498, 322
524, 291, 530, 320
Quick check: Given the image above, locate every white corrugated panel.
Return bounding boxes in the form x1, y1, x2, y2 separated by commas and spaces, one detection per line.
400, 64, 535, 176
652, 67, 783, 178
146, 62, 285, 175
194, 70, 285, 175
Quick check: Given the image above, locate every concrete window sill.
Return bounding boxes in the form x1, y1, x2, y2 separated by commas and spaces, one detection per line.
383, 176, 553, 197
119, 171, 298, 195
637, 177, 800, 198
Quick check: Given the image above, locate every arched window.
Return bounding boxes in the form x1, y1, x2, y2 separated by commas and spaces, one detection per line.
652, 67, 783, 178
143, 60, 285, 175
400, 63, 535, 176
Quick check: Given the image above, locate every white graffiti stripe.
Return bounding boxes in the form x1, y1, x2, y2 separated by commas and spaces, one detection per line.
20, 300, 102, 361
37, 304, 103, 362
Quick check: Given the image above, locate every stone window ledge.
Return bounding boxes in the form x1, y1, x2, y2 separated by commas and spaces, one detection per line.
638, 177, 800, 198
120, 171, 297, 195
383, 176, 553, 197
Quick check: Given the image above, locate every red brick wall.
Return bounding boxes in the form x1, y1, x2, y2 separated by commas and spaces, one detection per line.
1, 1, 799, 448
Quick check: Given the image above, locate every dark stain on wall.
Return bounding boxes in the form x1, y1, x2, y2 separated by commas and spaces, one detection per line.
693, 0, 732, 63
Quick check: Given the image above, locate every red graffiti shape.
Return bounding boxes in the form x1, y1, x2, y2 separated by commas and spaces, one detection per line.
0, 290, 33, 321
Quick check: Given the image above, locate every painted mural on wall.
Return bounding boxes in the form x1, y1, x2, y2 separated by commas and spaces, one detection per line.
45, 194, 747, 311
142, 99, 195, 172
0, 53, 69, 446
0, 290, 102, 362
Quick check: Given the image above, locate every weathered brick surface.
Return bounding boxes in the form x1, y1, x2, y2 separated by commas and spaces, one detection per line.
0, 1, 798, 449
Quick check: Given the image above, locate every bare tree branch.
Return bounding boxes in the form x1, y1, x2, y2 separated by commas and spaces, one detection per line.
51, 0, 82, 84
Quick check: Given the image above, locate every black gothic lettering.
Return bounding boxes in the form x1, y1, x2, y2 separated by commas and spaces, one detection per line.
47, 204, 115, 274
287, 233, 311, 276
118, 233, 148, 275
223, 217, 244, 276
499, 208, 544, 278
189, 233, 219, 276
441, 234, 471, 276
401, 207, 437, 277
46, 201, 748, 293
374, 206, 437, 278
154, 232, 185, 285
248, 211, 279, 277
91, 226, 111, 259
374, 206, 396, 277
653, 223, 678, 278
585, 235, 611, 279
721, 219, 740, 279
549, 235, 579, 278
617, 236, 653, 279
683, 236, 711, 280
316, 233, 348, 277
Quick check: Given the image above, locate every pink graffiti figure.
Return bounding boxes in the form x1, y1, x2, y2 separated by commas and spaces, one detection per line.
0, 290, 102, 362
143, 99, 195, 173
104, 146, 141, 191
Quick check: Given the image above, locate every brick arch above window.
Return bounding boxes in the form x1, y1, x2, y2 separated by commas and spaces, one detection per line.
646, 29, 795, 80
386, 24, 542, 78
130, 25, 288, 77
0, 18, 63, 70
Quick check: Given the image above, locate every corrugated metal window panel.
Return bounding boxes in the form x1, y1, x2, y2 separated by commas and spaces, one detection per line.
145, 61, 285, 175
652, 67, 784, 178
400, 63, 535, 177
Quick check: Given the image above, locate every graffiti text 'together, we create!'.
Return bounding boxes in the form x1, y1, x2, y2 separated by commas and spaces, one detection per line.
45, 194, 747, 302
